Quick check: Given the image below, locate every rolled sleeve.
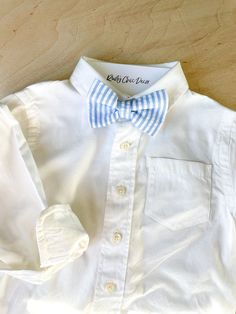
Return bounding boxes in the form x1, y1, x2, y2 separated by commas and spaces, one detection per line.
36, 204, 89, 269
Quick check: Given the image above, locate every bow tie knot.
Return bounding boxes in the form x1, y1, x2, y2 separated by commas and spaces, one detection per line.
87, 78, 169, 136
115, 99, 137, 120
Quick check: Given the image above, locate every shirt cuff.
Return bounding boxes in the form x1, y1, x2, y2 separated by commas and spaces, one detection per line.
36, 203, 89, 268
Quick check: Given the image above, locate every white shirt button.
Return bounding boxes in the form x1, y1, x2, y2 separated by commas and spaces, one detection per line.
111, 231, 123, 244
120, 141, 131, 151
116, 185, 127, 196
104, 281, 117, 294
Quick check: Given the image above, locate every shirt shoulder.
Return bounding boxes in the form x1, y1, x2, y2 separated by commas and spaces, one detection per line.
186, 90, 233, 117
0, 79, 79, 150
169, 89, 233, 135
183, 90, 235, 153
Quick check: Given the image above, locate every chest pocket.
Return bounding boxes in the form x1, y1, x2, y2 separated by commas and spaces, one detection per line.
145, 156, 212, 231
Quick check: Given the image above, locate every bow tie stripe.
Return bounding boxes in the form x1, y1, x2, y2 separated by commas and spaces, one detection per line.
131, 92, 159, 128
88, 79, 117, 127
87, 78, 169, 136
138, 90, 168, 136
87, 79, 109, 127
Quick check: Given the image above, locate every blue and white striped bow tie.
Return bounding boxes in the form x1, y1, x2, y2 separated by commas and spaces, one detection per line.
87, 78, 169, 136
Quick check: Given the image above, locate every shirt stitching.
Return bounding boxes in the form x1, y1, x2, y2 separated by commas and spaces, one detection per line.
215, 109, 235, 216
228, 112, 236, 216
14, 91, 41, 151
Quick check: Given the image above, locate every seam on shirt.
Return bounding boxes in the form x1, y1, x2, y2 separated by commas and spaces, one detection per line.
14, 91, 41, 151
0, 103, 47, 208
228, 112, 236, 216
214, 109, 235, 217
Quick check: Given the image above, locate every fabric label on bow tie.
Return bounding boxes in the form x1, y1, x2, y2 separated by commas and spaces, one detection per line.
106, 74, 150, 85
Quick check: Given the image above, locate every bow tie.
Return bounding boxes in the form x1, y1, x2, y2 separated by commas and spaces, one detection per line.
86, 78, 169, 136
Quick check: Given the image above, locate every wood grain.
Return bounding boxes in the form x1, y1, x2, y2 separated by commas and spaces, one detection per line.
0, 0, 236, 109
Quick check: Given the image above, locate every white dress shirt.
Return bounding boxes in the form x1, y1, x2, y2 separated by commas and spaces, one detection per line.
0, 55, 236, 314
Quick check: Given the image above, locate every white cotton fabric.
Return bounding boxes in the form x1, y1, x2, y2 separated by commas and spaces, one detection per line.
0, 55, 236, 314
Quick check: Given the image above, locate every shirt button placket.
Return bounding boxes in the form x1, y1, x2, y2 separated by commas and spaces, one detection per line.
111, 231, 123, 244
90, 124, 141, 313
104, 281, 117, 294
115, 185, 127, 196
120, 141, 131, 151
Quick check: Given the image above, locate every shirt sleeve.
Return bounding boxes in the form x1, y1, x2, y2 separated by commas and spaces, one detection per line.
229, 112, 236, 217
0, 103, 89, 284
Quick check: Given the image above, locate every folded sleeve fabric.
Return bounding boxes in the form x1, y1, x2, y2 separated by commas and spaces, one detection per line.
0, 104, 89, 284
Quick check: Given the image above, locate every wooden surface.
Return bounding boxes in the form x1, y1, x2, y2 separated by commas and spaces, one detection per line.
0, 0, 236, 109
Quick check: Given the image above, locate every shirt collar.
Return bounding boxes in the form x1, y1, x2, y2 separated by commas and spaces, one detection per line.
69, 55, 189, 109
